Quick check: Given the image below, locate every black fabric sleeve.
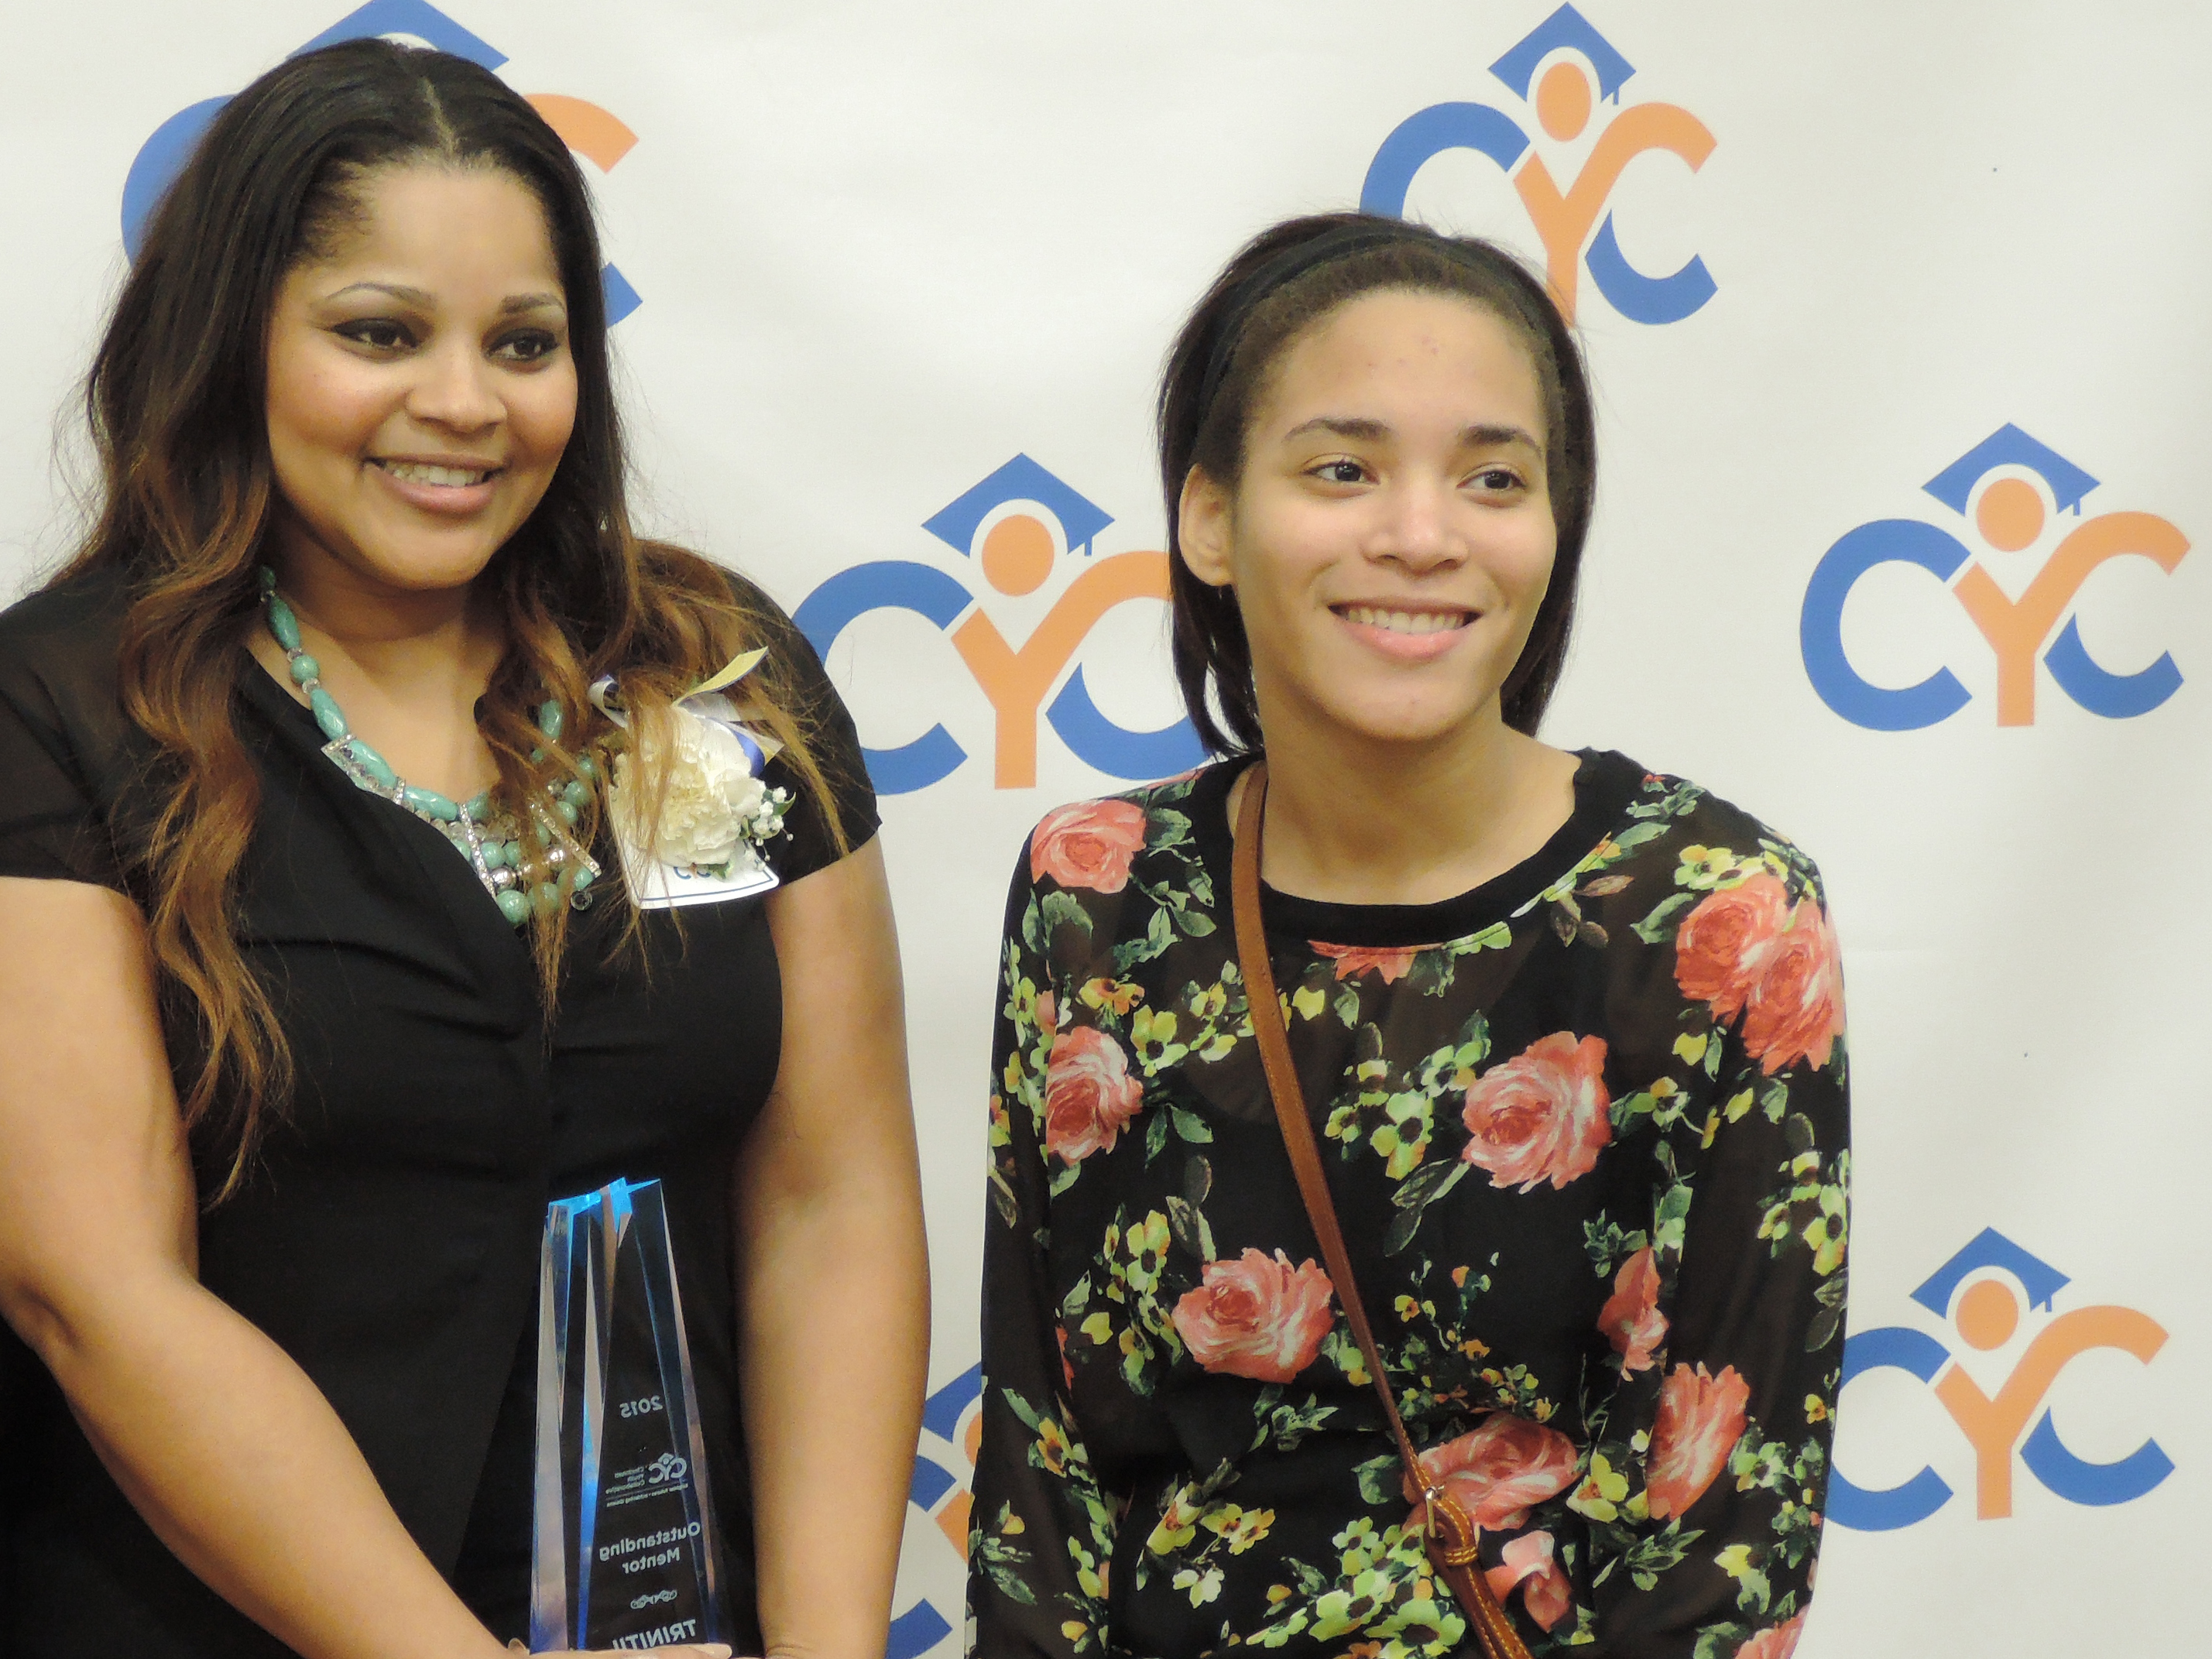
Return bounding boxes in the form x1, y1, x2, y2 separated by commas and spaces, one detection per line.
719, 569, 880, 883
0, 574, 139, 892
1587, 869, 1850, 1655
967, 841, 1123, 1659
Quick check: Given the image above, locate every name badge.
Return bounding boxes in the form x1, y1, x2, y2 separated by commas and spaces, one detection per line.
611, 815, 780, 910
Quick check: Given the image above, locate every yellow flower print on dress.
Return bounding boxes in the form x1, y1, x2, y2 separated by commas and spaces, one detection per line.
1080, 976, 1145, 1015
1199, 1503, 1275, 1554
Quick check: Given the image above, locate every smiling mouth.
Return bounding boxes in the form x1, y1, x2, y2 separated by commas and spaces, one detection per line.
373, 459, 500, 488
1334, 605, 1473, 636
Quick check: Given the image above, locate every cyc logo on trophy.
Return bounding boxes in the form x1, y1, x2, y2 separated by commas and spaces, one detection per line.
531, 1178, 729, 1650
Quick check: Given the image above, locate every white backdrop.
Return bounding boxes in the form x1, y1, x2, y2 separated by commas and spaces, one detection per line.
3, 4, 2205, 1655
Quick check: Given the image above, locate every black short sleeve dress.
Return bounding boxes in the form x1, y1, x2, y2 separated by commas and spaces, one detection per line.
0, 560, 879, 1657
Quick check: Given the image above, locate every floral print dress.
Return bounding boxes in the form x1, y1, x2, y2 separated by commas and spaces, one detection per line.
969, 753, 1848, 1659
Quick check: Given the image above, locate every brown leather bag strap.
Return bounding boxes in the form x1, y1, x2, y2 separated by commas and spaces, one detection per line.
1231, 763, 1533, 1659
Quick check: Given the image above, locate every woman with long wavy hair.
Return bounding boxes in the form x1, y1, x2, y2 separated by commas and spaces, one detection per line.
0, 39, 925, 1659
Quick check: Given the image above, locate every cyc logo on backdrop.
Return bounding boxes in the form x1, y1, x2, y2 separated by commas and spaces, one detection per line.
1800, 426, 2191, 730
120, 0, 643, 323
890, 1365, 983, 1659
1830, 1228, 2173, 1531
1361, 2, 1714, 324
794, 456, 1206, 794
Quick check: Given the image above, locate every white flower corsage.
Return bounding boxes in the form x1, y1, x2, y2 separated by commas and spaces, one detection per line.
590, 651, 794, 907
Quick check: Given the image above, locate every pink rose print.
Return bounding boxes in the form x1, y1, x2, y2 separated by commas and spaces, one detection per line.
1483, 1530, 1572, 1633
1645, 1361, 1751, 1520
1312, 942, 1423, 984
1459, 1033, 1613, 1191
1030, 799, 1149, 894
1737, 1609, 1808, 1659
1673, 874, 1845, 1075
1673, 873, 1791, 1020
1043, 1026, 1144, 1165
1034, 989, 1058, 1044
1404, 1413, 1579, 1532
1740, 898, 1844, 1075
1171, 1249, 1335, 1383
1596, 1246, 1666, 1374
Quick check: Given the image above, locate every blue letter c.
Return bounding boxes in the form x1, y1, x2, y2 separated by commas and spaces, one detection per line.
1360, 102, 1531, 217
1799, 519, 1974, 731
793, 562, 976, 795
2021, 1411, 2174, 1508
1826, 1326, 1955, 1531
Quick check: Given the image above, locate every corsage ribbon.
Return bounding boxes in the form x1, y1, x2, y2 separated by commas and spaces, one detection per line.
588, 649, 784, 777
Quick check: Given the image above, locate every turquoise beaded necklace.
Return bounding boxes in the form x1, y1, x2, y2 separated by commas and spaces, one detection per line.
258, 567, 602, 927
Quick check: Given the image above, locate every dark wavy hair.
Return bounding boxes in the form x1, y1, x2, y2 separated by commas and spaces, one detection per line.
59, 38, 843, 1200
1157, 212, 1597, 756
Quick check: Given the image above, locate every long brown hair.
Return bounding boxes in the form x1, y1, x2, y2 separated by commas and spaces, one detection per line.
63, 38, 843, 1201
1157, 213, 1597, 755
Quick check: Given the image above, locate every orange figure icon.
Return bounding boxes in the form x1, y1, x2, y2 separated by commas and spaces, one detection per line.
1509, 63, 1714, 322
952, 523, 1175, 789
1951, 506, 2190, 727
1930, 1278, 2167, 1520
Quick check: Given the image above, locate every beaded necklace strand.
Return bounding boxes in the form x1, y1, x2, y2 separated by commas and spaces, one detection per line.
258, 567, 602, 926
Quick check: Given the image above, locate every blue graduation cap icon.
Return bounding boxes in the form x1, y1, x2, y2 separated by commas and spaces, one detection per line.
1490, 5, 1638, 104
122, 1, 503, 259
921, 455, 1115, 559
118, 0, 643, 324
1910, 1227, 2072, 1318
297, 0, 506, 67
1922, 424, 2101, 518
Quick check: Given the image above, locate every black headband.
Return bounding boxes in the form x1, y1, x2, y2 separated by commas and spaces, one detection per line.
1191, 221, 1435, 438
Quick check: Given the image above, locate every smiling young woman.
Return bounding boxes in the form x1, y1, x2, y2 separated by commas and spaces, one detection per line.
970, 217, 1850, 1659
259, 163, 581, 599
1175, 283, 1580, 907
0, 38, 924, 1659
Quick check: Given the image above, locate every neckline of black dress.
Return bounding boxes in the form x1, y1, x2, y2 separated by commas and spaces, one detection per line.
232, 652, 544, 963
1188, 747, 1644, 950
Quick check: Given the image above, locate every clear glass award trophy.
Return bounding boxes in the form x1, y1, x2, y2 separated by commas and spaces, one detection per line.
530, 1178, 729, 1652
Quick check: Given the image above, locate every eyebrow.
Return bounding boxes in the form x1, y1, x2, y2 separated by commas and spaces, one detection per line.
1281, 415, 1542, 452
321, 281, 566, 315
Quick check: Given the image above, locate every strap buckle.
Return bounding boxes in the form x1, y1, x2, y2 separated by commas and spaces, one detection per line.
1422, 1485, 1481, 1568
